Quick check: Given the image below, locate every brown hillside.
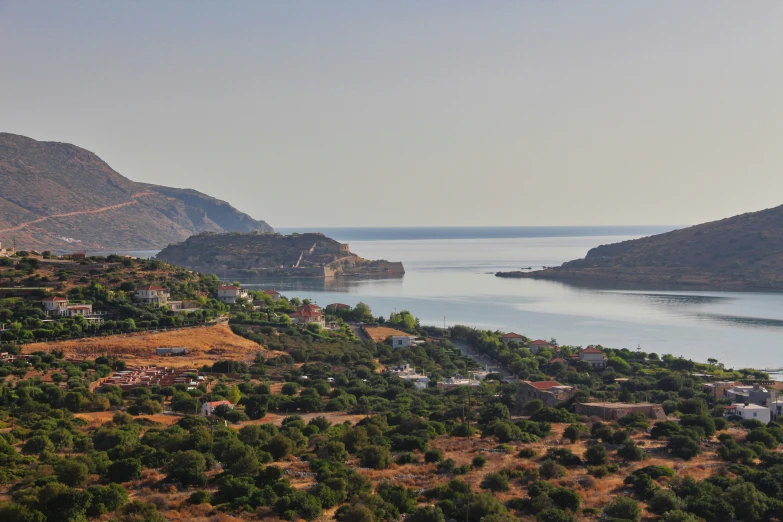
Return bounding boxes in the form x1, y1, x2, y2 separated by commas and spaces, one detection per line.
498, 204, 783, 289
0, 133, 273, 251
22, 324, 269, 362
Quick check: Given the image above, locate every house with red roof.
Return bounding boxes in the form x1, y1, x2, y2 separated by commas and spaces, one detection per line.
263, 289, 282, 302
528, 339, 555, 354
516, 380, 576, 410
502, 332, 524, 344
135, 285, 170, 307
579, 346, 607, 368
200, 400, 234, 416
290, 303, 325, 328
548, 357, 568, 365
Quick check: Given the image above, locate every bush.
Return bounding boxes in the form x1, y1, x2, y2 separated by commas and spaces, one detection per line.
424, 448, 443, 463
648, 489, 681, 515
668, 435, 700, 460
55, 459, 90, 487
617, 440, 644, 462
531, 407, 577, 423
396, 452, 420, 465
518, 448, 538, 459
603, 496, 642, 522
523, 399, 544, 415
563, 424, 585, 443
540, 459, 567, 479
108, 459, 143, 483
165, 450, 207, 486
189, 490, 211, 505
584, 444, 607, 466
471, 455, 487, 469
480, 472, 510, 492
360, 445, 393, 469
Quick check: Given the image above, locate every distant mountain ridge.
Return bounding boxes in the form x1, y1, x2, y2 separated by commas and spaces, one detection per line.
0, 133, 272, 250
497, 205, 783, 290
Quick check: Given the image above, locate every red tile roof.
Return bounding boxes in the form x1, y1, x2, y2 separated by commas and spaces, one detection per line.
503, 332, 523, 339
526, 380, 563, 390
264, 290, 280, 295
530, 340, 552, 345
219, 285, 240, 290
548, 357, 567, 364
206, 400, 232, 407
42, 296, 67, 301
327, 303, 351, 309
581, 346, 602, 354
137, 285, 165, 291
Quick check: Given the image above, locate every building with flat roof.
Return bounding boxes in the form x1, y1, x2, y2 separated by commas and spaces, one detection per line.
724, 403, 771, 424
575, 402, 667, 421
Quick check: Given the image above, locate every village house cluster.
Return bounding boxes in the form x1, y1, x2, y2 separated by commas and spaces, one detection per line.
703, 380, 782, 423
99, 365, 201, 391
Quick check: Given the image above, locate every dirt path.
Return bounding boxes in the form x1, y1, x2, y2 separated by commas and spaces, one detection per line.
0, 191, 156, 234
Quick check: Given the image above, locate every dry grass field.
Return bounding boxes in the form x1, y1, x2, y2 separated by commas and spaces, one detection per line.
362, 326, 409, 343
21, 324, 277, 364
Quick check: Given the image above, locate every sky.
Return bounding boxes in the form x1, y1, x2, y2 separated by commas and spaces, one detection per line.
1, 1, 782, 228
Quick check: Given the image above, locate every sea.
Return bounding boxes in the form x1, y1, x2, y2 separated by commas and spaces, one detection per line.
92, 226, 783, 370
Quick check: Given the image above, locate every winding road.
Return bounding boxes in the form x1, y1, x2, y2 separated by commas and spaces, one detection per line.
0, 191, 156, 234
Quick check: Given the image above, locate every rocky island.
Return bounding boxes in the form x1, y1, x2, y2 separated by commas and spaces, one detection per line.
155, 231, 404, 278
497, 204, 783, 290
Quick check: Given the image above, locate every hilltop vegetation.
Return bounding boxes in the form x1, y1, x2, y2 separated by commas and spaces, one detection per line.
0, 133, 272, 251
498, 204, 783, 289
0, 258, 782, 522
0, 305, 782, 522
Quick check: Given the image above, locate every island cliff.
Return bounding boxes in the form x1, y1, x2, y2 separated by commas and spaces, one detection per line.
155, 232, 404, 278
497, 204, 783, 290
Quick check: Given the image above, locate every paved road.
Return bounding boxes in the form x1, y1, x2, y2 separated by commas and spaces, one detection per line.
448, 338, 515, 380
348, 322, 369, 341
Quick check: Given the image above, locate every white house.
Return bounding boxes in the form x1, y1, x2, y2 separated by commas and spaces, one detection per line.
218, 285, 249, 304
503, 332, 525, 344
392, 335, 418, 348
135, 285, 170, 307
579, 346, 607, 368
200, 400, 234, 416
724, 403, 771, 424
42, 296, 69, 314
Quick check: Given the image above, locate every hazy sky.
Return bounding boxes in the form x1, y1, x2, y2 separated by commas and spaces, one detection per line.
2, 2, 782, 228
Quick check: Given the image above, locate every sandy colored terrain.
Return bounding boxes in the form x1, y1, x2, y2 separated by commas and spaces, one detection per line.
362, 326, 409, 343
75, 411, 182, 427
22, 324, 267, 361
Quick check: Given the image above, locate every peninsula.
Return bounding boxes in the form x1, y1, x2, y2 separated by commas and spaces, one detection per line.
497, 204, 783, 290
155, 231, 405, 278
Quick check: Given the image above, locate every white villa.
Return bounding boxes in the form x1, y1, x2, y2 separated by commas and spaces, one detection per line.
392, 335, 422, 349
135, 285, 170, 307
579, 346, 607, 368
200, 400, 234, 416
724, 403, 771, 424
218, 285, 249, 304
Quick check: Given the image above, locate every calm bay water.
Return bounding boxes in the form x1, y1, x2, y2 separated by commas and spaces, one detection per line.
93, 226, 783, 369
258, 227, 783, 369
